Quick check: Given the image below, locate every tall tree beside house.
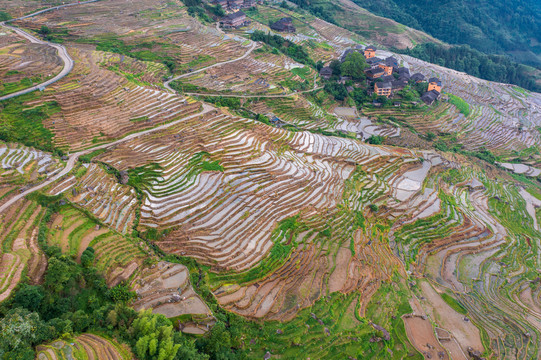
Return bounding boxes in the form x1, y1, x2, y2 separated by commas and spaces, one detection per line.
341, 52, 369, 81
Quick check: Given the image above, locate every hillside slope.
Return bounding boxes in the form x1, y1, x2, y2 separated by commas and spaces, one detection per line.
351, 0, 541, 67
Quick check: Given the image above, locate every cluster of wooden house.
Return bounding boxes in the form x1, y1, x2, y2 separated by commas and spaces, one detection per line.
320, 45, 443, 105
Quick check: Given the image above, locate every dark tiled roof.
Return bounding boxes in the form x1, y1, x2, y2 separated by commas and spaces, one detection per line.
398, 67, 410, 74
421, 90, 441, 104
429, 77, 442, 86
410, 73, 425, 82
365, 45, 377, 51
391, 79, 407, 89
366, 57, 383, 64
222, 11, 246, 21
320, 66, 333, 75
385, 56, 398, 67
378, 81, 392, 89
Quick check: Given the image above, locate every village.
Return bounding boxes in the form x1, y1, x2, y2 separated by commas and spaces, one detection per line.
213, 0, 442, 107
320, 44, 443, 106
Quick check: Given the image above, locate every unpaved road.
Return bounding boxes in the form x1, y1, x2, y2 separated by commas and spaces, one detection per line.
0, 103, 215, 213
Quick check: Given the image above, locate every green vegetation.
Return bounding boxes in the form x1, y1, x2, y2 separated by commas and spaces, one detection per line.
79, 149, 107, 163
0, 11, 11, 21
130, 115, 149, 123
447, 94, 470, 117
251, 30, 315, 67
340, 52, 369, 81
0, 76, 43, 96
0, 94, 61, 155
77, 36, 178, 73
440, 293, 468, 315
366, 135, 385, 145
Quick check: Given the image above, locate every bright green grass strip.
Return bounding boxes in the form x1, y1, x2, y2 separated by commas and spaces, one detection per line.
448, 93, 470, 117
441, 292, 468, 315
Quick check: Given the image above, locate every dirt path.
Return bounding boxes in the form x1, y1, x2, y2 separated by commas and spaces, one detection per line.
185, 86, 323, 98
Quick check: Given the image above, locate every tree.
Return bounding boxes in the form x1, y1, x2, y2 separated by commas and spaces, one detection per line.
38, 25, 50, 35
0, 308, 44, 359
44, 256, 74, 293
80, 246, 95, 267
11, 284, 44, 312
329, 59, 342, 77
340, 52, 368, 80
366, 135, 384, 145
131, 310, 181, 360
107, 283, 136, 304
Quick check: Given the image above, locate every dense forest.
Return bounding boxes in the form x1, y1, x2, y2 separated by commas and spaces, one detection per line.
397, 43, 541, 92
352, 0, 541, 68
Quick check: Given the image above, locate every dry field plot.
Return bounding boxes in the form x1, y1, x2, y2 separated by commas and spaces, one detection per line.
181, 51, 314, 95
131, 261, 215, 334
15, 0, 250, 72
0, 0, 82, 18
19, 47, 202, 151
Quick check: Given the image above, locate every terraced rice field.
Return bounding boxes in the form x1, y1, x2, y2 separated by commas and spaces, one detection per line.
95, 110, 418, 272
48, 163, 138, 234
0, 141, 62, 186
397, 54, 541, 154
47, 205, 147, 285
17, 47, 203, 151
36, 333, 132, 360
180, 50, 313, 95
0, 199, 46, 302
2, 0, 541, 358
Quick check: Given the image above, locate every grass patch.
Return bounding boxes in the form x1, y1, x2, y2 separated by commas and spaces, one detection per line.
447, 93, 470, 117
440, 292, 467, 315
0, 93, 61, 155
129, 115, 149, 123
